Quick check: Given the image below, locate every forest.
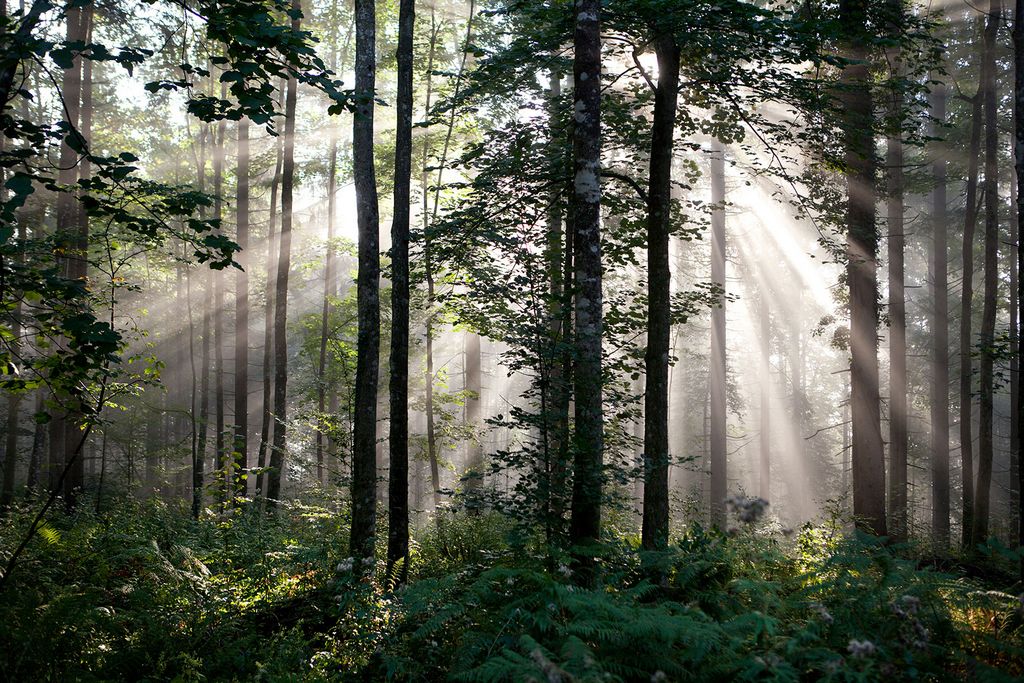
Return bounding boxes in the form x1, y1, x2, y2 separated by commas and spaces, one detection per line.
3, 0, 1024, 680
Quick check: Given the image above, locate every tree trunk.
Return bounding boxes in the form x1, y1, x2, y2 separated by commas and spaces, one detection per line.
1011, 0, 1019, 577
268, 7, 300, 506
464, 332, 482, 493
192, 123, 211, 519
930, 74, 950, 547
759, 290, 770, 501
960, 28, 984, 549
387, 0, 414, 584
1011, 145, 1019, 547
568, 0, 603, 565
544, 70, 570, 544
213, 93, 227, 508
349, 0, 381, 561
886, 11, 907, 541
841, 0, 886, 536
257, 84, 284, 497
316, 141, 337, 490
234, 117, 250, 500
972, 0, 1001, 546
51, 2, 85, 500
641, 35, 679, 549
709, 141, 727, 529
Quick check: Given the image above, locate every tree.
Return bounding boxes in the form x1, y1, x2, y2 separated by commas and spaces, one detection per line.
641, 31, 680, 549
972, 0, 1001, 546
708, 141, 727, 530
268, 4, 301, 505
841, 0, 886, 536
1011, 0, 1019, 569
930, 74, 950, 546
234, 115, 249, 500
959, 21, 984, 549
350, 0, 382, 563
885, 0, 908, 542
568, 0, 603, 563
388, 0, 414, 584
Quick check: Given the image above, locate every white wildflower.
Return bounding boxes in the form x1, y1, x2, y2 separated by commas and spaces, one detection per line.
847, 639, 876, 658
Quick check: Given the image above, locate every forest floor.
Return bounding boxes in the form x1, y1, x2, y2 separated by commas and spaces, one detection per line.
1, 496, 1023, 682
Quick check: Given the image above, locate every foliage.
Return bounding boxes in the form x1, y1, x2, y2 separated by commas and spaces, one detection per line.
3, 501, 1022, 681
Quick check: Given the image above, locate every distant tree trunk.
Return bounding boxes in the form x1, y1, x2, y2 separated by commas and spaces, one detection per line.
930, 76, 950, 546
257, 85, 284, 497
419, 12, 439, 513
316, 140, 337, 490
841, 0, 886, 536
51, 2, 85, 500
1, 0, 22, 507
886, 4, 907, 540
568, 0, 603, 563
1015, 0, 1024, 572
708, 141, 727, 530
960, 32, 984, 549
192, 124, 211, 519
213, 94, 227, 508
1010, 149, 1019, 547
641, 34, 679, 550
422, 1, 476, 512
464, 332, 482, 492
759, 292, 770, 501
972, 0, 1001, 546
234, 117, 250, 500
349, 0, 381, 561
27, 391, 43, 490
387, 0, 414, 584
268, 8, 300, 506
545, 70, 571, 544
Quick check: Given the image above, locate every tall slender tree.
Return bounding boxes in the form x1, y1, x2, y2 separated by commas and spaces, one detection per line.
959, 23, 984, 548
50, 1, 86, 498
568, 0, 603, 565
641, 32, 680, 549
886, 0, 907, 541
268, 7, 300, 505
257, 84, 284, 497
234, 115, 250, 500
350, 0, 382, 562
1011, 0, 1019, 573
387, 0, 414, 584
930, 75, 950, 546
972, 0, 1001, 546
841, 0, 886, 536
708, 141, 727, 530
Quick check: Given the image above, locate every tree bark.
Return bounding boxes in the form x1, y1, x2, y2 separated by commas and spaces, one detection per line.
886, 6, 907, 540
387, 0, 414, 584
213, 90, 227, 508
268, 7, 300, 506
759, 290, 770, 501
930, 75, 950, 546
841, 0, 886, 536
972, 0, 1001, 546
641, 34, 679, 549
234, 117, 250, 500
709, 141, 727, 530
959, 26, 984, 549
568, 0, 603, 565
257, 84, 284, 497
1011, 0, 1019, 573
51, 2, 86, 501
464, 332, 482, 492
349, 0, 381, 561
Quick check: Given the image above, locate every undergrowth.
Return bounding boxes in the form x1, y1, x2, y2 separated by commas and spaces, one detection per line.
1, 497, 1022, 681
